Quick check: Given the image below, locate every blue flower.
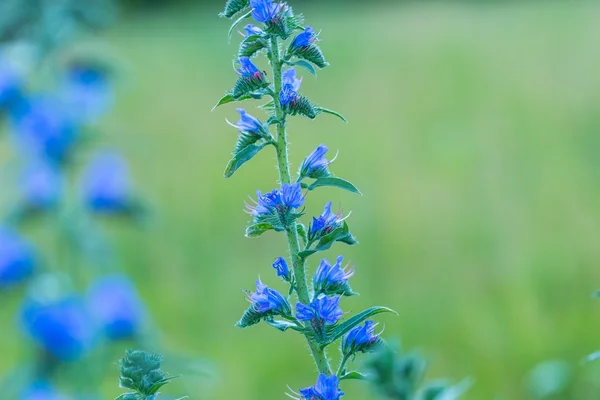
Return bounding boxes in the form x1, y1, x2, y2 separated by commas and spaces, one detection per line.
272, 256, 291, 281
244, 24, 264, 37
296, 295, 343, 327
249, 279, 291, 316
300, 144, 332, 179
291, 27, 317, 49
0, 227, 36, 289
87, 275, 145, 341
248, 183, 304, 218
299, 374, 344, 400
309, 202, 343, 240
0, 52, 21, 110
61, 63, 112, 124
250, 0, 281, 23
11, 97, 77, 164
21, 296, 94, 362
342, 320, 380, 356
313, 255, 355, 296
82, 151, 132, 214
232, 108, 267, 137
280, 68, 302, 106
237, 57, 263, 80
21, 381, 67, 400
20, 161, 62, 211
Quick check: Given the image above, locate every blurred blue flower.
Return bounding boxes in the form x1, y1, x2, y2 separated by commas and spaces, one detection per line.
248, 183, 304, 218
296, 295, 343, 326
290, 27, 317, 49
82, 151, 132, 214
309, 202, 343, 240
11, 97, 77, 164
272, 256, 291, 281
300, 144, 332, 179
61, 63, 111, 124
248, 279, 291, 316
250, 0, 281, 23
20, 161, 62, 211
232, 108, 267, 136
21, 296, 94, 362
244, 24, 264, 37
0, 52, 21, 110
342, 320, 380, 356
280, 68, 302, 106
87, 275, 145, 341
237, 57, 262, 80
313, 255, 355, 296
299, 374, 344, 400
0, 227, 36, 289
21, 380, 67, 400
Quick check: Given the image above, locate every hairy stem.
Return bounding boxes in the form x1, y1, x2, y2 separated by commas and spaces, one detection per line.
269, 35, 332, 376
336, 354, 350, 377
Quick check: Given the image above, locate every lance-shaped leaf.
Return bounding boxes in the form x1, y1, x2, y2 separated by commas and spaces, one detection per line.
224, 142, 269, 178
323, 306, 397, 345
220, 0, 249, 19
307, 177, 362, 195
300, 221, 358, 258
245, 222, 275, 238
239, 35, 267, 58
285, 59, 317, 76
212, 93, 252, 111
265, 319, 303, 332
315, 106, 347, 122
340, 371, 369, 381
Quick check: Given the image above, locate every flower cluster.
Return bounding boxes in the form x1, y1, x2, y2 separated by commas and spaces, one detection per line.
218, 1, 394, 397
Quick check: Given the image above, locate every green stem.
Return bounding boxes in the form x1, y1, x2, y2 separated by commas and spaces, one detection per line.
269, 35, 332, 376
336, 354, 350, 377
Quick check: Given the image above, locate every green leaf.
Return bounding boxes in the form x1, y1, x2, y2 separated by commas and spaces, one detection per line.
296, 223, 308, 246
212, 93, 251, 111
115, 394, 137, 400
340, 371, 369, 381
592, 290, 600, 298
308, 177, 362, 195
147, 376, 179, 395
324, 306, 397, 345
585, 351, 600, 363
224, 143, 268, 178
433, 378, 473, 400
316, 106, 347, 122
299, 221, 358, 258
265, 319, 301, 332
285, 59, 317, 76
228, 10, 252, 39
245, 223, 274, 238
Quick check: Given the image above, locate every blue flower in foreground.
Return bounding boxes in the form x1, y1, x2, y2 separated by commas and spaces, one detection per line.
309, 202, 344, 240
61, 63, 112, 124
299, 374, 344, 400
280, 68, 302, 106
296, 295, 343, 327
232, 108, 267, 136
11, 98, 77, 164
248, 183, 304, 218
250, 0, 281, 23
87, 275, 145, 341
237, 57, 263, 80
20, 161, 62, 211
21, 296, 94, 362
82, 151, 132, 214
342, 320, 381, 356
272, 256, 291, 281
313, 255, 355, 296
21, 381, 67, 400
248, 279, 291, 316
0, 227, 36, 289
244, 24, 264, 37
300, 144, 332, 179
291, 27, 317, 49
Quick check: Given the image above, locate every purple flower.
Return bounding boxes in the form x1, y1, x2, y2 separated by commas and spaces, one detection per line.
87, 275, 145, 341
248, 183, 304, 218
232, 108, 267, 137
272, 256, 291, 281
280, 68, 302, 106
21, 381, 67, 400
60, 63, 112, 124
82, 151, 132, 214
250, 0, 281, 23
20, 161, 62, 211
300, 144, 332, 179
237, 57, 262, 80
248, 279, 291, 316
309, 202, 343, 240
244, 24, 264, 37
296, 295, 343, 326
291, 27, 317, 49
342, 320, 380, 356
313, 255, 355, 296
299, 374, 344, 400
21, 296, 94, 362
0, 228, 36, 289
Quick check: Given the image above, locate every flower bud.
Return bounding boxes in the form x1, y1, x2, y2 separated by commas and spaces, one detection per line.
313, 255, 356, 297
299, 373, 344, 400
342, 320, 381, 357
272, 256, 291, 282
289, 27, 329, 69
299, 144, 332, 180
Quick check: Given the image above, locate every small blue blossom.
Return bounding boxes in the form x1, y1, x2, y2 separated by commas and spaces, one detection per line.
300, 144, 332, 179
21, 381, 67, 400
21, 296, 94, 362
272, 256, 291, 281
82, 151, 132, 214
250, 0, 281, 23
0, 52, 21, 110
299, 374, 344, 400
87, 275, 145, 341
20, 161, 62, 211
291, 27, 317, 49
309, 202, 344, 240
237, 57, 263, 80
244, 24, 264, 37
232, 108, 267, 136
61, 63, 112, 124
248, 183, 304, 218
248, 278, 291, 316
296, 295, 343, 326
0, 227, 36, 289
342, 320, 380, 356
313, 255, 355, 296
280, 68, 302, 106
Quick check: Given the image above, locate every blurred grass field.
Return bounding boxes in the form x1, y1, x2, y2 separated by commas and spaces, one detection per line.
3, 0, 600, 398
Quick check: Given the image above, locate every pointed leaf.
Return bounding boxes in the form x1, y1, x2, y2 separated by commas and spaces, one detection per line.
285, 59, 317, 76
212, 93, 251, 111
228, 10, 253, 40
296, 223, 308, 246
325, 306, 397, 345
224, 143, 268, 178
340, 371, 369, 381
266, 319, 301, 332
246, 223, 274, 237
115, 394, 137, 400
316, 106, 347, 122
299, 221, 357, 258
308, 177, 362, 195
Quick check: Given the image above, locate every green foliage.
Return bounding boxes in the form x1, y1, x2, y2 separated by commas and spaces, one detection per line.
220, 0, 249, 19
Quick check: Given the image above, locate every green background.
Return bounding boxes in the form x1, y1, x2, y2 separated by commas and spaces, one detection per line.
2, 1, 600, 398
